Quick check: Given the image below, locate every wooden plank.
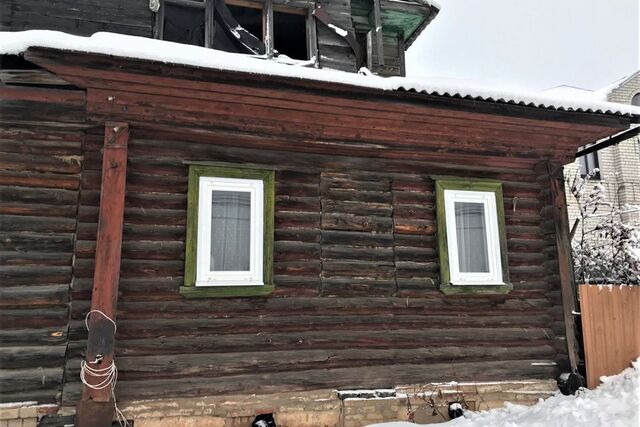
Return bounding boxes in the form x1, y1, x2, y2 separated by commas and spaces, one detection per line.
546, 163, 579, 373
80, 123, 128, 405
263, 0, 274, 58
579, 285, 640, 388
24, 48, 629, 133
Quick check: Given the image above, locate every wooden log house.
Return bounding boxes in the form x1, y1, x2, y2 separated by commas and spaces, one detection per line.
1, 1, 639, 426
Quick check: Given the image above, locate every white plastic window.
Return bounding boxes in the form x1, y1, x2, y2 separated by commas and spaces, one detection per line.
444, 189, 503, 285
196, 176, 264, 287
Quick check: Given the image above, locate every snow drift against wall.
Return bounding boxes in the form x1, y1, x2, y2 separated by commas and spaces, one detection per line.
2, 30, 640, 118
368, 358, 640, 427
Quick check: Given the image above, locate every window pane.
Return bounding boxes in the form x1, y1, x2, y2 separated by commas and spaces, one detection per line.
454, 202, 490, 273
226, 5, 263, 40
274, 11, 308, 60
164, 3, 205, 46
210, 190, 251, 271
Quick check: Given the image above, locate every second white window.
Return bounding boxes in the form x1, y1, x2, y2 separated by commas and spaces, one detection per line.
444, 189, 503, 285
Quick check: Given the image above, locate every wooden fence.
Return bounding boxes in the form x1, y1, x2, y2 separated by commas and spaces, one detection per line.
579, 284, 640, 388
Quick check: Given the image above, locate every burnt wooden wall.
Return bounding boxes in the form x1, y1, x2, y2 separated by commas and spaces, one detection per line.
0, 85, 85, 404
1, 0, 152, 37
60, 132, 567, 403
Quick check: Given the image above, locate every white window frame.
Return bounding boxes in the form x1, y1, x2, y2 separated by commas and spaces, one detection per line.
444, 189, 503, 285
196, 176, 264, 287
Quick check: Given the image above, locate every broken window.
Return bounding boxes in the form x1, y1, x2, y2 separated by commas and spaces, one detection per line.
156, 0, 313, 60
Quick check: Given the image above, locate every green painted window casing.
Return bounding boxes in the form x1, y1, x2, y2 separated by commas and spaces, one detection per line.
180, 165, 275, 298
435, 179, 512, 295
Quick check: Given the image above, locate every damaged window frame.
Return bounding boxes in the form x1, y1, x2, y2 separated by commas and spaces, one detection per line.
154, 0, 318, 62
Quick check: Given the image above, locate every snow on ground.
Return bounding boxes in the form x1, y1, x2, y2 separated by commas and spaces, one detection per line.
1, 30, 640, 117
367, 358, 640, 427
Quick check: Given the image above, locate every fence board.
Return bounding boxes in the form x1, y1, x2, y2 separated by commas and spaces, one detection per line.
579, 284, 640, 388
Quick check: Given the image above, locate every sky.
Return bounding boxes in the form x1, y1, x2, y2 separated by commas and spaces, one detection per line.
406, 0, 640, 92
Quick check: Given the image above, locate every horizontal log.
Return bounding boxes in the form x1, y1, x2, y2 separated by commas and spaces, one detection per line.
0, 327, 68, 346
0, 152, 81, 174
321, 213, 393, 233
322, 245, 394, 262
275, 228, 321, 243
68, 297, 551, 320
276, 196, 320, 212
273, 242, 321, 262
0, 307, 69, 328
0, 215, 76, 233
0, 251, 72, 266
0, 345, 66, 369
321, 230, 393, 247
0, 265, 71, 286
0, 367, 63, 393
321, 199, 392, 216
64, 345, 556, 380
321, 187, 392, 203
0, 203, 78, 218
0, 284, 69, 307
61, 359, 558, 403
0, 170, 79, 190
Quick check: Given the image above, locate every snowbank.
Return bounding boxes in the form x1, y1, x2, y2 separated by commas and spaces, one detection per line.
367, 358, 640, 427
1, 30, 640, 117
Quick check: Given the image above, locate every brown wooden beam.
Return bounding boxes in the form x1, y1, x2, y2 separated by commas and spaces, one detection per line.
547, 163, 580, 374
76, 123, 129, 427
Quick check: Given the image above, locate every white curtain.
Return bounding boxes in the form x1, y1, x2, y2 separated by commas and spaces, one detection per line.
454, 201, 490, 273
210, 190, 251, 271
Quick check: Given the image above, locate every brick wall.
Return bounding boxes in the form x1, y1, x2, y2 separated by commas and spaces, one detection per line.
566, 71, 640, 229
0, 403, 57, 427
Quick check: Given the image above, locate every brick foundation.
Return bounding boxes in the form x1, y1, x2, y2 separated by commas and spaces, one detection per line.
0, 402, 57, 427
34, 379, 557, 426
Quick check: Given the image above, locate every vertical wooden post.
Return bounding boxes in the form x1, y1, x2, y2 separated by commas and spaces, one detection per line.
76, 123, 129, 427
373, 0, 384, 67
548, 163, 580, 374
397, 33, 406, 77
263, 0, 274, 59
306, 7, 319, 66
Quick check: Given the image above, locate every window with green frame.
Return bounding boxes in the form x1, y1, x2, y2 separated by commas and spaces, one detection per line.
180, 165, 275, 298
435, 179, 512, 295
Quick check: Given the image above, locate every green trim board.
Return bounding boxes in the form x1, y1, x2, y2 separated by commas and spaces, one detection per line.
435, 179, 512, 295
181, 165, 275, 298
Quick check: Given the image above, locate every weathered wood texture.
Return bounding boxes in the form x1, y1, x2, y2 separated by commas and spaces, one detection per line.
7, 52, 631, 406
316, 0, 358, 72
81, 123, 129, 403
546, 164, 579, 373
579, 285, 640, 388
0, 123, 83, 404
62, 130, 569, 404
0, 0, 152, 37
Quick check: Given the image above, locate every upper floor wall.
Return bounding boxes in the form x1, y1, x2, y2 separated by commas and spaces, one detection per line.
0, 0, 438, 76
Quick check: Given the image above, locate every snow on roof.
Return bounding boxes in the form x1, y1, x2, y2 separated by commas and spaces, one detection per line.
2, 30, 640, 118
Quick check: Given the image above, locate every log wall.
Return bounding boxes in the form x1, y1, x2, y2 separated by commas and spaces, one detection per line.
0, 125, 83, 404
61, 130, 568, 404
0, 83, 85, 405
4, 53, 625, 406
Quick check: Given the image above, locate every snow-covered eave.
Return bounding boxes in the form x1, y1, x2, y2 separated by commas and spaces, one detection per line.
2, 30, 640, 121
